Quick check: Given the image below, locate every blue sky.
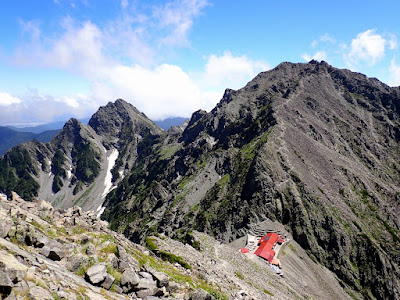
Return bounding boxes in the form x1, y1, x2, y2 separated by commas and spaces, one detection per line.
1, 0, 400, 125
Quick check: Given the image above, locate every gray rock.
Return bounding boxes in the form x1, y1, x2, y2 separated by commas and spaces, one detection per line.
107, 253, 119, 269
136, 287, 162, 298
0, 209, 13, 238
190, 288, 215, 300
86, 244, 96, 256
139, 271, 153, 280
136, 276, 160, 297
120, 269, 140, 292
101, 273, 115, 290
168, 281, 180, 293
112, 284, 123, 294
34, 236, 50, 248
27, 286, 53, 299
67, 254, 89, 272
118, 245, 140, 272
147, 268, 169, 288
0, 270, 13, 298
0, 251, 28, 284
13, 280, 36, 295
81, 234, 90, 244
39, 244, 64, 261
85, 263, 107, 285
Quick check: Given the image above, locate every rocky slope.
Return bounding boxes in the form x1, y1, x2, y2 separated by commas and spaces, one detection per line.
0, 99, 163, 212
102, 61, 400, 299
0, 192, 355, 300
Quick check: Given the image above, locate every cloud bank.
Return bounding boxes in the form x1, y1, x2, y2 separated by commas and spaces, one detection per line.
2, 0, 269, 124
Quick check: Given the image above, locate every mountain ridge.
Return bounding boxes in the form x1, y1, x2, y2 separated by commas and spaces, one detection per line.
102, 61, 400, 299
0, 61, 399, 299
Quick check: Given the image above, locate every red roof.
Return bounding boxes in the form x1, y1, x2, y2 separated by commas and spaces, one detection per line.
259, 232, 279, 245
240, 247, 250, 253
254, 241, 276, 263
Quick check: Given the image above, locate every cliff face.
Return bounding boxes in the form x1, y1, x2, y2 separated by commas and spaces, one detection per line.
103, 61, 400, 299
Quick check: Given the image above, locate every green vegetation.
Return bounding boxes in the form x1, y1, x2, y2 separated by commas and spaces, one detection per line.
0, 148, 39, 200
235, 271, 244, 280
73, 184, 95, 206
72, 141, 100, 184
375, 214, 400, 243
146, 236, 192, 269
159, 145, 180, 160
51, 149, 67, 193
107, 265, 122, 286
101, 243, 118, 254
264, 289, 274, 296
74, 257, 95, 277
131, 247, 227, 300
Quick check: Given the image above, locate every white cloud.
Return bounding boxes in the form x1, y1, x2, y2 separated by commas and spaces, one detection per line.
346, 29, 386, 66
8, 0, 270, 123
301, 51, 327, 62
389, 59, 400, 87
388, 34, 398, 50
0, 92, 22, 106
0, 90, 95, 125
154, 0, 209, 46
121, 0, 128, 9
201, 51, 270, 88
312, 34, 336, 47
88, 52, 269, 120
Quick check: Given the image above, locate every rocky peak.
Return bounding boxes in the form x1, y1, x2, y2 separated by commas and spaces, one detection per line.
50, 118, 97, 152
88, 99, 163, 149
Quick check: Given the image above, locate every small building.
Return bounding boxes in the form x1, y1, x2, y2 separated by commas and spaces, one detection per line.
258, 232, 279, 246
254, 240, 276, 263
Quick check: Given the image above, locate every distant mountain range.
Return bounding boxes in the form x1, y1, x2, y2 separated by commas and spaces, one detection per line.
0, 117, 187, 156
0, 127, 60, 156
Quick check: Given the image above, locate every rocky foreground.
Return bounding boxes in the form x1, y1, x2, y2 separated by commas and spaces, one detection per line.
0, 192, 354, 299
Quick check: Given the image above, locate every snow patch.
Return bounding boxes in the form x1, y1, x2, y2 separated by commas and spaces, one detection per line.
67, 166, 72, 180
48, 160, 52, 177
96, 206, 106, 218
101, 149, 119, 199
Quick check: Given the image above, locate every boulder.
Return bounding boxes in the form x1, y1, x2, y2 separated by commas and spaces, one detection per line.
0, 209, 13, 238
168, 281, 180, 293
120, 269, 140, 293
101, 273, 115, 290
81, 235, 90, 244
86, 244, 96, 256
34, 236, 49, 248
39, 243, 65, 261
0, 270, 13, 298
145, 267, 169, 288
107, 253, 119, 269
118, 245, 140, 272
67, 254, 89, 273
136, 275, 160, 298
85, 263, 107, 285
190, 288, 215, 300
0, 251, 28, 283
27, 286, 53, 300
